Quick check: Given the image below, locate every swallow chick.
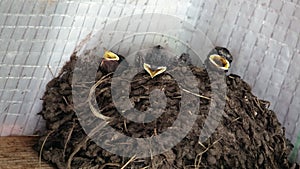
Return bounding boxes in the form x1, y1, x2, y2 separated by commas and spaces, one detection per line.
136, 45, 172, 79
100, 50, 126, 73
205, 46, 233, 72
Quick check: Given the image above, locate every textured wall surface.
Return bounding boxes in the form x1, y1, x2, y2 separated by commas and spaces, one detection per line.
0, 0, 299, 161
193, 0, 300, 144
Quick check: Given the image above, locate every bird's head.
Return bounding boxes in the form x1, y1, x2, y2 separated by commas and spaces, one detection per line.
136, 45, 171, 78
100, 50, 125, 73
102, 51, 120, 62
215, 46, 233, 63
207, 46, 233, 71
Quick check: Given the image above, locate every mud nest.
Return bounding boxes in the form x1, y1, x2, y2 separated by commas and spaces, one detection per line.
34, 51, 299, 169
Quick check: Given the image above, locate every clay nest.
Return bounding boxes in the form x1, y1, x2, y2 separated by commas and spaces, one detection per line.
34, 51, 299, 169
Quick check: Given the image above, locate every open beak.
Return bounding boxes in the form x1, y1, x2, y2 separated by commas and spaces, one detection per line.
101, 51, 120, 66
143, 63, 167, 78
208, 54, 230, 71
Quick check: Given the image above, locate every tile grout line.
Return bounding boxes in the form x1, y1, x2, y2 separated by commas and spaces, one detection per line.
0, 0, 30, 135
21, 0, 61, 135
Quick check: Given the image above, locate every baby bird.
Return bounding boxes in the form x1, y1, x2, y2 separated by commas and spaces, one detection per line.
136, 45, 172, 79
205, 46, 233, 72
100, 50, 126, 73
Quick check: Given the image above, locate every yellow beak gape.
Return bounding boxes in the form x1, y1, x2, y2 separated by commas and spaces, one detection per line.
103, 51, 119, 61
143, 63, 167, 78
209, 54, 230, 70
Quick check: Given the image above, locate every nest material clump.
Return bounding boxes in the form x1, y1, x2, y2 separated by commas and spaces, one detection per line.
34, 52, 299, 169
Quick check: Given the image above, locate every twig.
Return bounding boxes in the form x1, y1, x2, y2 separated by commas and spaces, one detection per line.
121, 155, 137, 169
231, 117, 241, 123
62, 96, 70, 105
62, 96, 80, 114
66, 136, 90, 169
61, 97, 78, 161
154, 128, 157, 136
198, 141, 206, 149
195, 137, 222, 168
152, 159, 166, 169
88, 73, 113, 121
253, 97, 264, 113
47, 64, 55, 78
39, 130, 54, 169
124, 119, 128, 133
63, 122, 75, 159
67, 122, 107, 169
180, 87, 211, 100
99, 163, 121, 169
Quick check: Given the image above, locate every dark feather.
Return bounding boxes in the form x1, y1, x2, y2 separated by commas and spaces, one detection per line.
99, 54, 127, 74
